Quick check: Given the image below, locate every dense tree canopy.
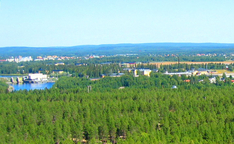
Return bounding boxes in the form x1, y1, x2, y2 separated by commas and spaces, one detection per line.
0, 80, 8, 93
1, 71, 234, 143
1, 57, 234, 143
1, 86, 234, 143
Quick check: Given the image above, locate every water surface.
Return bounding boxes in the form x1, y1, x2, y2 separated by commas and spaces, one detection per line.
11, 82, 55, 91
0, 75, 22, 78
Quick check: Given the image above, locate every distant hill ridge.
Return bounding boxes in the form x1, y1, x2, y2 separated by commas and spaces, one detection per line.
0, 43, 234, 57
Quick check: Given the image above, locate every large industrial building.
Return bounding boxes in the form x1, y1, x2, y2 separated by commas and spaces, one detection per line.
28, 73, 48, 82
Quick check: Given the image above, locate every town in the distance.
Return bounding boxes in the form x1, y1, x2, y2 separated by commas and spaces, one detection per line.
1, 45, 234, 88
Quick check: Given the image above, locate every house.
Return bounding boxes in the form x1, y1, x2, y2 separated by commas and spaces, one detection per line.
128, 62, 136, 67
75, 63, 86, 66
196, 68, 209, 75
110, 73, 125, 77
164, 71, 192, 76
138, 69, 152, 77
121, 63, 130, 67
123, 68, 133, 72
189, 70, 198, 75
133, 69, 152, 77
7, 58, 15, 62
19, 56, 33, 62
184, 79, 190, 83
90, 78, 101, 81
133, 69, 139, 77
53, 70, 64, 74
121, 62, 136, 68
209, 77, 216, 83
55, 62, 65, 66
34, 58, 43, 61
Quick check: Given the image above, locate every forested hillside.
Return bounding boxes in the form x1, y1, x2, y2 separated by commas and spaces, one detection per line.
1, 43, 234, 57
0, 80, 8, 93
53, 73, 230, 92
1, 84, 234, 143
1, 58, 234, 143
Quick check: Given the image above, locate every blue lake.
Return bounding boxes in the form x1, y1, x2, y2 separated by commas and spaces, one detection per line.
0, 75, 22, 78
11, 82, 55, 91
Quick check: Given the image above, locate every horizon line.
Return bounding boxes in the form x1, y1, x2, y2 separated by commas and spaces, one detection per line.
1, 42, 234, 48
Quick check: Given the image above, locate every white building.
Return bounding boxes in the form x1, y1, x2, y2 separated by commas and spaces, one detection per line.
7, 56, 33, 63
133, 69, 152, 77
19, 56, 33, 62
209, 77, 216, 83
138, 69, 152, 77
7, 58, 15, 62
164, 71, 194, 76
28, 73, 48, 82
34, 58, 43, 61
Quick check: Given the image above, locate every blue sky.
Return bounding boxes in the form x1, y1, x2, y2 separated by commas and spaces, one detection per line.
0, 0, 233, 47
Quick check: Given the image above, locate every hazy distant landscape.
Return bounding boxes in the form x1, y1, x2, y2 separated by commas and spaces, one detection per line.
1, 43, 234, 57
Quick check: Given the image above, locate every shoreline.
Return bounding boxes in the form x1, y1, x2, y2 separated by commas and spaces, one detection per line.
0, 74, 27, 76
9, 81, 56, 85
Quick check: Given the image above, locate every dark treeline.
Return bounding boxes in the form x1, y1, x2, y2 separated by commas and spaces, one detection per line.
1, 60, 233, 77
159, 63, 233, 72
0, 61, 121, 77
85, 55, 226, 64
54, 73, 231, 92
